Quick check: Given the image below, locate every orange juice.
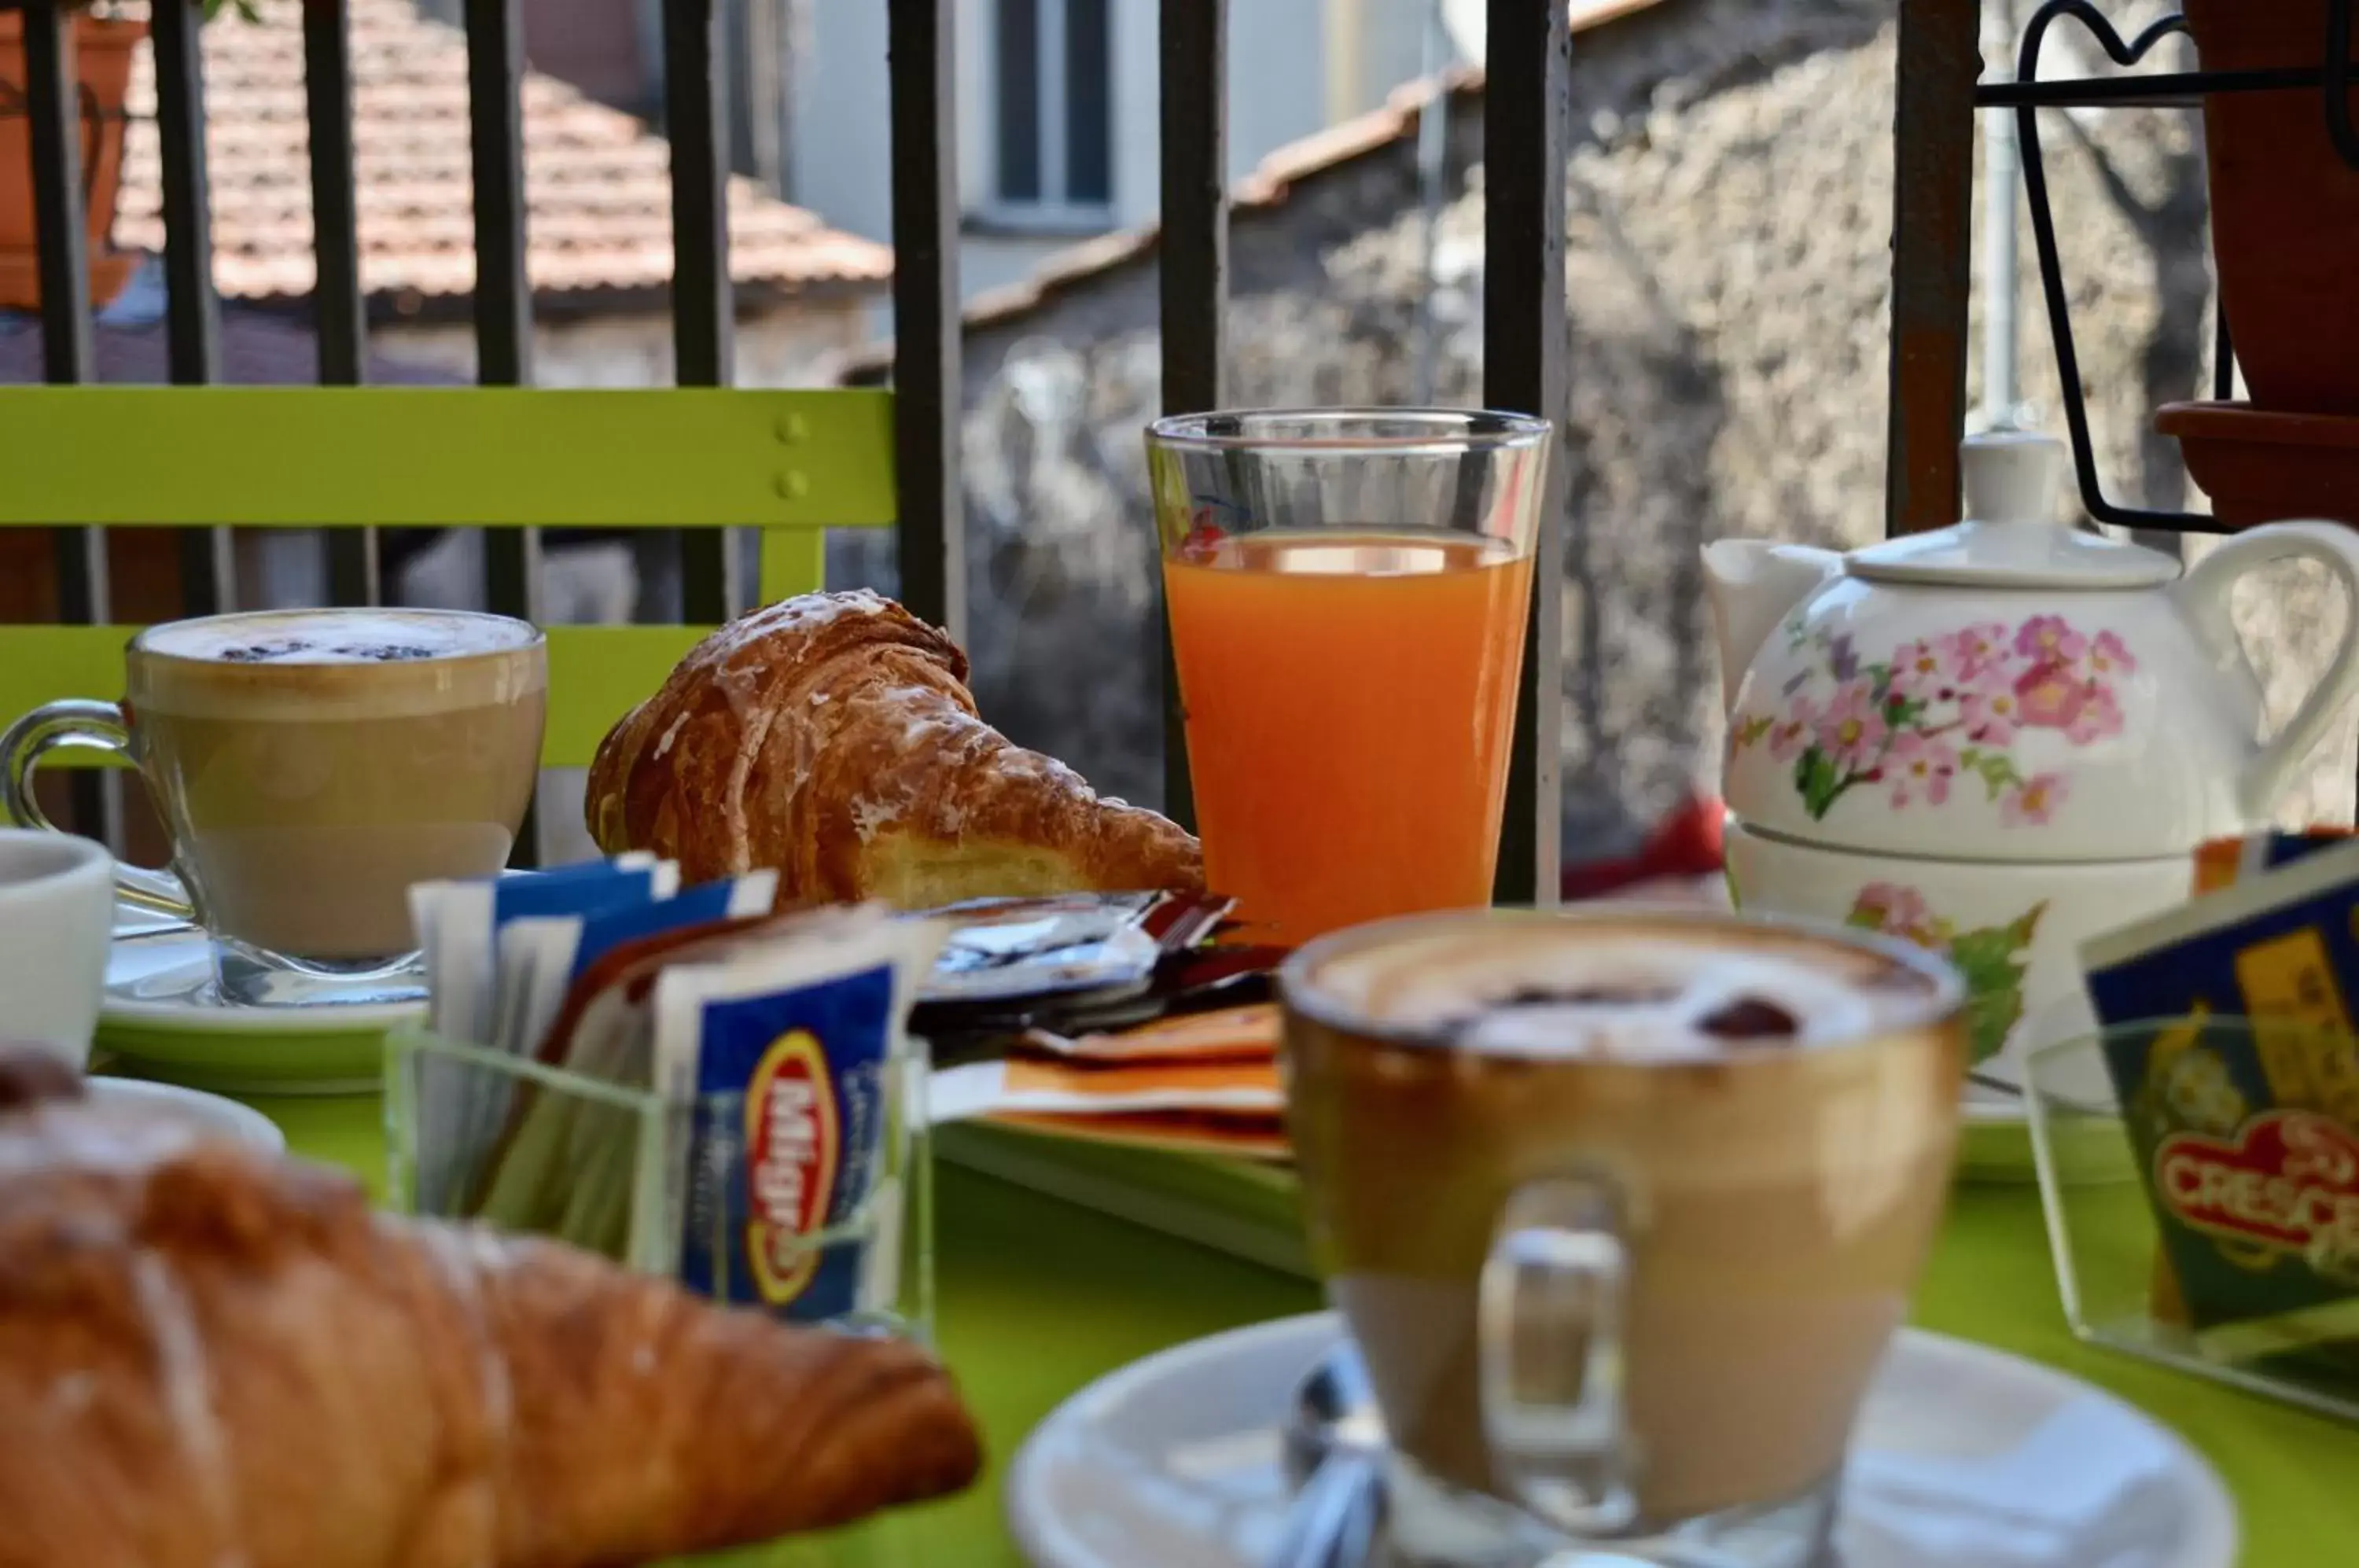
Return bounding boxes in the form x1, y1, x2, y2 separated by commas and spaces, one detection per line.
1164, 530, 1532, 947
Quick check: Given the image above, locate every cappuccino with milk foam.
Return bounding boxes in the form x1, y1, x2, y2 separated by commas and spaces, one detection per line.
1280, 909, 1964, 1564
127, 609, 545, 962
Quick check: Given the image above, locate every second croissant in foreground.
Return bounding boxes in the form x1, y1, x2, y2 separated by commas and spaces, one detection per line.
587, 591, 1203, 908
0, 1051, 981, 1568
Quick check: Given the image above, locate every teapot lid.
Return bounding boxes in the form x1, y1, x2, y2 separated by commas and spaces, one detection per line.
1846, 430, 2181, 590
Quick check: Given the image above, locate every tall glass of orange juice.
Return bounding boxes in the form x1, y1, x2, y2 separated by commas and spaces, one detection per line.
1145, 410, 1553, 947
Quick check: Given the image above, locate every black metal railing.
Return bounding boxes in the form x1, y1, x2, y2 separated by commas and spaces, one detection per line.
10, 0, 1572, 900
1893, 0, 2359, 538
19, 2, 112, 844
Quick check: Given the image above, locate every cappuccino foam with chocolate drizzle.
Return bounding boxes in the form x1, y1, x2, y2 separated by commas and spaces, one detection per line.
142, 608, 539, 667
1302, 915, 1939, 1061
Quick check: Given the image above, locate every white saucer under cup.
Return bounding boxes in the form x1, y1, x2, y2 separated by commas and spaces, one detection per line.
1006, 1315, 2238, 1568
0, 830, 116, 1069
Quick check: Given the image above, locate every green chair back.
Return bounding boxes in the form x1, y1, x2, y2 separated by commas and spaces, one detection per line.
0, 385, 896, 767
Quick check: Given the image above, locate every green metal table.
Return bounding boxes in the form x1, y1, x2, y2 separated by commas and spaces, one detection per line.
249, 1093, 2357, 1567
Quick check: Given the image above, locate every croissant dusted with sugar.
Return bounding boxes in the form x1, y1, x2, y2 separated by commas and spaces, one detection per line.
0, 1054, 981, 1568
587, 590, 1203, 907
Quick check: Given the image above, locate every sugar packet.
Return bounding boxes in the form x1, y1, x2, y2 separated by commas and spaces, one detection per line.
2082, 835, 2359, 1097
2192, 828, 2358, 896
922, 891, 1184, 1005
2078, 839, 2359, 1367
410, 853, 673, 1047
652, 907, 945, 1322
491, 868, 778, 1058
929, 1054, 1283, 1121
465, 905, 875, 1264
408, 855, 679, 1211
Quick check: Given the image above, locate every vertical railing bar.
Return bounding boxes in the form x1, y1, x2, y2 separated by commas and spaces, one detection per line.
888, 0, 965, 644
1156, 0, 1227, 834
23, 4, 112, 845
1884, 0, 1979, 538
664, 0, 738, 623
1484, 0, 1569, 909
304, 0, 379, 606
24, 6, 92, 381
153, 0, 236, 618
463, 0, 539, 621
464, 0, 540, 863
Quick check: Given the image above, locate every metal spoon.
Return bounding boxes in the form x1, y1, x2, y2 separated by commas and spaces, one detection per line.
1275, 1346, 1754, 1568
1269, 1342, 1387, 1568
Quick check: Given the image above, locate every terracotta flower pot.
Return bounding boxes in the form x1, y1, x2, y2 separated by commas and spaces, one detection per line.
2157, 399, 2359, 528
2183, 0, 2359, 414
0, 12, 144, 312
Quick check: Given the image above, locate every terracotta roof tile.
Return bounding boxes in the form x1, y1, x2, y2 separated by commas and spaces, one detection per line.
113, 0, 892, 304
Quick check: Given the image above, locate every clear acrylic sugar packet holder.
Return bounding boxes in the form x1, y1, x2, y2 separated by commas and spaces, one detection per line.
2023, 1018, 2359, 1425
383, 1026, 934, 1345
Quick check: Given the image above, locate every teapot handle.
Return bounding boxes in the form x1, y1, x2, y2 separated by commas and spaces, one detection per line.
2175, 521, 2359, 822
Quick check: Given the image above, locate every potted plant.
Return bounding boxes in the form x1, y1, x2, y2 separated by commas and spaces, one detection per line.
0, 0, 252, 311
2182, 0, 2359, 414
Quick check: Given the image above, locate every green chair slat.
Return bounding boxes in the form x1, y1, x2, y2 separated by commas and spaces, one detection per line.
0, 388, 875, 777
0, 387, 896, 528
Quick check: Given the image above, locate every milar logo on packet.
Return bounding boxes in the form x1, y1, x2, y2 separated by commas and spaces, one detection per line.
745, 1028, 843, 1307
2156, 1110, 2359, 1275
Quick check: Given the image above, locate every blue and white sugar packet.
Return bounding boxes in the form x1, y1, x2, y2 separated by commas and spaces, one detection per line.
410, 853, 672, 1047
651, 907, 944, 1323
494, 867, 778, 1058
410, 853, 674, 1212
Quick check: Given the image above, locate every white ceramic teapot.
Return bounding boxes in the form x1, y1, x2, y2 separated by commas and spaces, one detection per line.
1706, 430, 2359, 1079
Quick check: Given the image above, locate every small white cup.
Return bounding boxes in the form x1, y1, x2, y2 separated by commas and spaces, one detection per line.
0, 829, 116, 1069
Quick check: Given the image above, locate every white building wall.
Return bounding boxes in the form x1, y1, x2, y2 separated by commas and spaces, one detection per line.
786, 0, 1452, 308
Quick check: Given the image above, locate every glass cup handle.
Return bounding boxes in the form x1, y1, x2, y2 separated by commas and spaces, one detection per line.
1478, 1172, 1636, 1538
0, 698, 193, 921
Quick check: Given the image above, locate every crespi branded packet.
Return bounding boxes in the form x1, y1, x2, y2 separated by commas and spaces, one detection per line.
2078, 840, 2359, 1375
652, 907, 946, 1323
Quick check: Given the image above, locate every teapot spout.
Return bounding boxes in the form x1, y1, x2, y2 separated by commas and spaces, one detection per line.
1701, 539, 1842, 715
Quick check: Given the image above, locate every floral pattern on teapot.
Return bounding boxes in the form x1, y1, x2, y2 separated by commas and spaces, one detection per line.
1730, 613, 2137, 828
1844, 882, 2048, 1066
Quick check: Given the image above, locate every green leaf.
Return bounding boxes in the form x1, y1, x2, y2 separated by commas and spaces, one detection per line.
1960, 981, 2027, 1066
1733, 714, 1774, 749
1844, 904, 1886, 933
1946, 921, 2038, 1066
1794, 747, 1846, 819
1974, 751, 2023, 798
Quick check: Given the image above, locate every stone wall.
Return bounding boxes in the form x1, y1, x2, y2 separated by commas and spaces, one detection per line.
838, 0, 2355, 856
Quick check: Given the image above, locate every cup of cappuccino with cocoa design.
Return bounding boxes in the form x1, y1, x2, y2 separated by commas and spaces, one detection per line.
0, 608, 546, 1007
1279, 907, 1965, 1567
